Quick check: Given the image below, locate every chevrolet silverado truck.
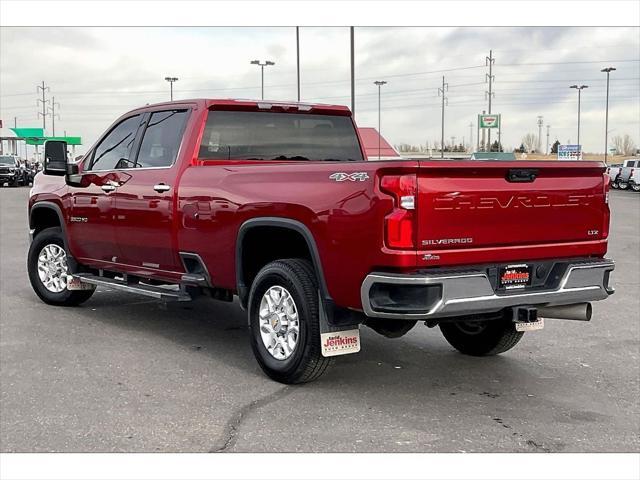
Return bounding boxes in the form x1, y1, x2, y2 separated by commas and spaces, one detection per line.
28, 99, 615, 384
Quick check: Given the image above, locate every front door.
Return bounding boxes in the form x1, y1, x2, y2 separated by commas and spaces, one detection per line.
67, 114, 143, 264
113, 109, 190, 274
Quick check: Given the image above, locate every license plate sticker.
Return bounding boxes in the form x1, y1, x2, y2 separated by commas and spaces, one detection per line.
499, 264, 532, 290
321, 328, 361, 357
67, 277, 96, 291
515, 318, 544, 332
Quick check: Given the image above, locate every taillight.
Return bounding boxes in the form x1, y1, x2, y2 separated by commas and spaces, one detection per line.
603, 173, 610, 238
380, 174, 417, 249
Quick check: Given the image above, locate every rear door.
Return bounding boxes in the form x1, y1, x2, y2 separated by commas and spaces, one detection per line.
112, 109, 190, 274
416, 161, 608, 265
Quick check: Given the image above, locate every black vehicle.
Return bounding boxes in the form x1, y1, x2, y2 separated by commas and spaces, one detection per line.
0, 155, 25, 187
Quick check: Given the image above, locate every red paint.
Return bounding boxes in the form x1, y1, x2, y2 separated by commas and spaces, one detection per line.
29, 99, 610, 311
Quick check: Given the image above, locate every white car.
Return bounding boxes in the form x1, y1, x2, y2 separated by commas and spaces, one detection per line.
629, 167, 640, 192
607, 164, 622, 188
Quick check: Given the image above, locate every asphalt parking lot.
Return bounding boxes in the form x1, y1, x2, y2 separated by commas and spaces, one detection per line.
0, 187, 638, 453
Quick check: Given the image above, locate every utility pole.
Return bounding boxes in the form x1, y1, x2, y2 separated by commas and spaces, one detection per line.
537, 116, 544, 153
570, 84, 588, 147
350, 26, 355, 118
48, 97, 60, 136
296, 27, 301, 102
468, 122, 473, 153
37, 81, 50, 134
601, 67, 616, 162
438, 76, 448, 158
480, 110, 486, 152
164, 76, 178, 101
485, 50, 495, 151
14, 117, 17, 128
546, 125, 551, 155
250, 60, 275, 100
373, 80, 387, 159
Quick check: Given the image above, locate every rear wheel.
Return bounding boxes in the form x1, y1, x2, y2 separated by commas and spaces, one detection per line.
618, 181, 629, 190
248, 259, 332, 384
27, 227, 95, 306
631, 183, 640, 192
439, 314, 523, 356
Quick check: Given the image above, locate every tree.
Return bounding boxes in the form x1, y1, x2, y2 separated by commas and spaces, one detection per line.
490, 140, 503, 152
522, 133, 537, 153
611, 134, 637, 156
550, 140, 560, 154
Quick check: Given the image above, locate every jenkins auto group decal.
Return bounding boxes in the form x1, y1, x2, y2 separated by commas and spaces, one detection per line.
320, 329, 361, 357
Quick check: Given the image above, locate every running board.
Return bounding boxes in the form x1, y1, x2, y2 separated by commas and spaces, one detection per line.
73, 274, 191, 302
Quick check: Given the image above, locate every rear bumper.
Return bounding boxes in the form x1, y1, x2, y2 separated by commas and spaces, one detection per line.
361, 258, 615, 320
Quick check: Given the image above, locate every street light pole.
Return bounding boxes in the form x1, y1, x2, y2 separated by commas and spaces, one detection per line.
373, 80, 387, 160
601, 67, 616, 162
250, 60, 275, 100
296, 27, 301, 101
570, 84, 588, 147
164, 76, 179, 101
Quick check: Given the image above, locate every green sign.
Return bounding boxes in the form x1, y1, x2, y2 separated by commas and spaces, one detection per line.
479, 114, 501, 129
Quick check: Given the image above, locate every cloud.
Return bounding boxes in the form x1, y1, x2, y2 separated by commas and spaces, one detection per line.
1, 26, 638, 154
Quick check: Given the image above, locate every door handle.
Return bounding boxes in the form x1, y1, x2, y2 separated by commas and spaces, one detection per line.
101, 184, 117, 192
153, 183, 171, 193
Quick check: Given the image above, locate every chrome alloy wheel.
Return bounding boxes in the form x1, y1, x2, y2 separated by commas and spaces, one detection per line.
259, 286, 300, 360
37, 244, 69, 293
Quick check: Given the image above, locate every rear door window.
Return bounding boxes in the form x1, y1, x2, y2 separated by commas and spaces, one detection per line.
136, 110, 189, 168
199, 110, 363, 162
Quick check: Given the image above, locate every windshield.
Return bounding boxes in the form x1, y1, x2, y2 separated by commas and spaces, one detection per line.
0, 156, 16, 166
199, 110, 363, 162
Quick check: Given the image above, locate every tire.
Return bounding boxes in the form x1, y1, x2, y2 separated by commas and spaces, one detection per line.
439, 314, 524, 356
631, 184, 640, 192
611, 181, 619, 189
248, 259, 332, 384
618, 182, 629, 190
27, 227, 95, 306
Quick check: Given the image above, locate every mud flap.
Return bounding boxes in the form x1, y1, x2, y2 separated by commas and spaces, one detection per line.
318, 293, 361, 357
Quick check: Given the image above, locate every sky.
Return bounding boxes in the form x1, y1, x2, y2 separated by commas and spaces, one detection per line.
1, 26, 639, 156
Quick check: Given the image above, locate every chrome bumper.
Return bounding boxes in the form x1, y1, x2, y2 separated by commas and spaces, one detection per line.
361, 259, 615, 320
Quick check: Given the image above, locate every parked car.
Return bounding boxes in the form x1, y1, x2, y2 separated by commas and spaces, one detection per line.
615, 158, 640, 190
628, 167, 640, 192
606, 164, 623, 189
0, 155, 26, 187
27, 99, 615, 384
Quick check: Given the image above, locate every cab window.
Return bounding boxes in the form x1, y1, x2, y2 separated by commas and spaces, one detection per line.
88, 115, 142, 171
135, 110, 189, 168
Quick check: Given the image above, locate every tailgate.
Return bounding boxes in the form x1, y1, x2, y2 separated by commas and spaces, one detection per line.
416, 161, 608, 264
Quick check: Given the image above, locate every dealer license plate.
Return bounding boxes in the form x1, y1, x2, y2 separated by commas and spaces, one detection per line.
499, 264, 532, 290
515, 318, 544, 332
67, 277, 96, 291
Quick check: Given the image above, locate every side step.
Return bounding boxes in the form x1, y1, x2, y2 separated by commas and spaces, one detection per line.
73, 274, 191, 302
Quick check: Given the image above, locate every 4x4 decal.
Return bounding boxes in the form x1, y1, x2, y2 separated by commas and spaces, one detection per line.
329, 172, 370, 182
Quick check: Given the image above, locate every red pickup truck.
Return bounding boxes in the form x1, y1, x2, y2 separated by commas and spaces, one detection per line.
28, 99, 615, 383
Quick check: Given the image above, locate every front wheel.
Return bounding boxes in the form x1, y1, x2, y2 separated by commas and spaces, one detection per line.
27, 227, 95, 306
248, 259, 332, 384
631, 184, 640, 192
618, 182, 629, 190
439, 314, 524, 356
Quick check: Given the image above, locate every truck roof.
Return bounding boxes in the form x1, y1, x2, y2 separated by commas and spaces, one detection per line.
130, 98, 352, 115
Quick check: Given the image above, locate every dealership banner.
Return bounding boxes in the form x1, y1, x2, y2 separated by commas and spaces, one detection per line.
558, 144, 582, 160
478, 114, 501, 129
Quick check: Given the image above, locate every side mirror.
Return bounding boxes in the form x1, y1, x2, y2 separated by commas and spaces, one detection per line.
43, 140, 68, 176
